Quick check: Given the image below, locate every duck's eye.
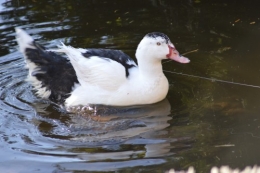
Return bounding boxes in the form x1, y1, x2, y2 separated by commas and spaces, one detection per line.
157, 42, 161, 46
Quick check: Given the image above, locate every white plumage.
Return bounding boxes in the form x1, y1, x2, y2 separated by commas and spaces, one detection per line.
15, 28, 190, 107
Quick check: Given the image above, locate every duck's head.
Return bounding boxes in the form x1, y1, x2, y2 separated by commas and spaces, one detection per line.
136, 32, 190, 63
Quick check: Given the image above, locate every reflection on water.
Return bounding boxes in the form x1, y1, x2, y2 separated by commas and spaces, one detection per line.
1, 0, 260, 172
66, 99, 171, 142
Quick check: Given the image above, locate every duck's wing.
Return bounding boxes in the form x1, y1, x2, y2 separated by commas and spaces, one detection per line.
82, 48, 137, 77
15, 28, 78, 104
55, 45, 137, 91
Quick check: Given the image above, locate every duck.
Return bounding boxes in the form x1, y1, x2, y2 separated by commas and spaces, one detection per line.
15, 28, 190, 107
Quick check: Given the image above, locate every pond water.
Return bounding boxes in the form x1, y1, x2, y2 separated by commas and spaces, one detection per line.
1, 0, 260, 172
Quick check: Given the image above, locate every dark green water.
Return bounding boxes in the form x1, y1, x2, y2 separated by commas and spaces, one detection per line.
1, 0, 260, 172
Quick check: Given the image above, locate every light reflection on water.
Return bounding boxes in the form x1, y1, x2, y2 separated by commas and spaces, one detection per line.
1, 0, 260, 173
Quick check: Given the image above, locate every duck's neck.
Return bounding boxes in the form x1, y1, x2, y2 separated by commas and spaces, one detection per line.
136, 57, 164, 78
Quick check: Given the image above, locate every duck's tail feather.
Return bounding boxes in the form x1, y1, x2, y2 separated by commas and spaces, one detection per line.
15, 28, 35, 53
15, 27, 79, 104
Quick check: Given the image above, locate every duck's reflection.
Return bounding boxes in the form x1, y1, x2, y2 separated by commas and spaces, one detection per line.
53, 99, 177, 171
67, 98, 172, 144
33, 99, 192, 172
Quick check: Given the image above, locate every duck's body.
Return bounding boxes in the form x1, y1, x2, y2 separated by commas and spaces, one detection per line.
57, 45, 169, 106
15, 28, 190, 107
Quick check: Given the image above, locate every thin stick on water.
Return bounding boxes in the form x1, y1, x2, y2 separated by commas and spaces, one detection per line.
163, 49, 260, 88
163, 70, 260, 89
182, 49, 199, 55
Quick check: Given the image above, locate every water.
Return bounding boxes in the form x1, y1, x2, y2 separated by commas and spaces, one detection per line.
1, 0, 260, 172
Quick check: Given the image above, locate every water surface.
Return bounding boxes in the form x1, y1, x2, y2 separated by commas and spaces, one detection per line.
1, 0, 260, 172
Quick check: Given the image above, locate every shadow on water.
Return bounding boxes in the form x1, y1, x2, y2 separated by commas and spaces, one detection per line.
1, 0, 260, 173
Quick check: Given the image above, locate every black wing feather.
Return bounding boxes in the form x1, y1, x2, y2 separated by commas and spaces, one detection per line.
82, 49, 136, 77
25, 41, 78, 104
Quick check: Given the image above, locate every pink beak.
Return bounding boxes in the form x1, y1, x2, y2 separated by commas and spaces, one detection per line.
166, 45, 190, 63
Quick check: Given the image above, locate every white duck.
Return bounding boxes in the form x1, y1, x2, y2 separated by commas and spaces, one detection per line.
15, 28, 190, 107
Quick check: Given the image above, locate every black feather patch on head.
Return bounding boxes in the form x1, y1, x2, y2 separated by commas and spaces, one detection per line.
145, 32, 171, 44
